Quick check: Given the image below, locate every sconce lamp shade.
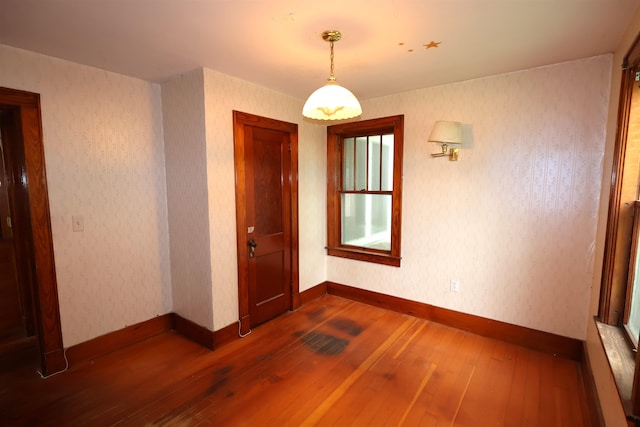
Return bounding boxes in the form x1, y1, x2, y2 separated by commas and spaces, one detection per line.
302, 80, 362, 120
428, 121, 463, 144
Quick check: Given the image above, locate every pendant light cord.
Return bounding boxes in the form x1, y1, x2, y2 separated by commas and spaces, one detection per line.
329, 40, 336, 81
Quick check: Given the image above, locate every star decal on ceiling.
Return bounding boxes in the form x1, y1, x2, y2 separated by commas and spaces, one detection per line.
398, 41, 441, 53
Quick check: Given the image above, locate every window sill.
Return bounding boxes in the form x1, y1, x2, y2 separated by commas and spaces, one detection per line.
595, 318, 638, 422
327, 247, 401, 267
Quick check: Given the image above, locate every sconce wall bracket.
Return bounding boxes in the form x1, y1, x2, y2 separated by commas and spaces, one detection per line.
430, 143, 459, 161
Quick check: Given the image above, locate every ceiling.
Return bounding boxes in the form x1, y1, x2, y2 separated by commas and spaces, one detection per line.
1, 0, 639, 101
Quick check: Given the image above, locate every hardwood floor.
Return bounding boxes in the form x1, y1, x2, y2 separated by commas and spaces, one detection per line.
1, 295, 592, 426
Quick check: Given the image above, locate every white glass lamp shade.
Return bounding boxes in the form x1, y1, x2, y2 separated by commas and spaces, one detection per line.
302, 80, 362, 120
428, 121, 463, 144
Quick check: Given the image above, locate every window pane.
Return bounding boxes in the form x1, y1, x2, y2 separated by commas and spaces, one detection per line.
355, 136, 367, 191
343, 137, 354, 191
381, 134, 394, 191
341, 193, 391, 250
628, 246, 640, 346
368, 135, 381, 191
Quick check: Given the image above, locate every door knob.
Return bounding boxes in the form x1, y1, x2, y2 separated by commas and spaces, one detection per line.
248, 239, 257, 258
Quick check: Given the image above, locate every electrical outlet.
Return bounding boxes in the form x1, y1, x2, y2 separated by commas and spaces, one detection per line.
450, 279, 460, 293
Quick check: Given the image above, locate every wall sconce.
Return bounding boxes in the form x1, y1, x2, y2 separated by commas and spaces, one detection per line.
429, 121, 463, 161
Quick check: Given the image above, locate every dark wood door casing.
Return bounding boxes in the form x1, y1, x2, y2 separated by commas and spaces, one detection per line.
232, 111, 299, 335
600, 66, 635, 325
0, 87, 64, 376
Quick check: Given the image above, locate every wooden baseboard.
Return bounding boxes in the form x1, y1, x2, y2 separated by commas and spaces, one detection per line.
66, 313, 235, 367
213, 322, 239, 348
171, 313, 214, 350
42, 347, 67, 376
64, 281, 582, 368
325, 281, 583, 361
66, 314, 172, 366
581, 342, 605, 427
299, 283, 328, 305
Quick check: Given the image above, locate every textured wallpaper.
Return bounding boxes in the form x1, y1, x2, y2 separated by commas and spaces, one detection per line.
202, 69, 326, 330
0, 45, 172, 347
328, 55, 612, 340
1, 41, 609, 344
162, 70, 213, 328
161, 68, 326, 331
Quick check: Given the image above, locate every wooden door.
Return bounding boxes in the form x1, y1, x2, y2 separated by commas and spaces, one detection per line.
233, 111, 299, 333
0, 112, 24, 335
0, 88, 63, 376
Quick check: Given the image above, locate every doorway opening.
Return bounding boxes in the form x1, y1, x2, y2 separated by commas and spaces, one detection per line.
0, 87, 64, 376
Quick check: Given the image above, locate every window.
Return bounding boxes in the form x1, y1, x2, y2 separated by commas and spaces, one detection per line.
326, 115, 404, 266
600, 35, 640, 416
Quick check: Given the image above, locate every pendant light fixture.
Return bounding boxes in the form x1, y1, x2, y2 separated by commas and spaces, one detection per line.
302, 30, 362, 121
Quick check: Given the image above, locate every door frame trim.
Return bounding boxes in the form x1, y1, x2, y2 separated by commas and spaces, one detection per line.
0, 87, 64, 375
232, 111, 299, 334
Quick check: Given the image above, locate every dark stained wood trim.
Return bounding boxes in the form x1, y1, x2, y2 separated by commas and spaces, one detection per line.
624, 32, 640, 70
0, 87, 64, 376
213, 322, 239, 348
66, 313, 229, 366
0, 111, 36, 337
625, 201, 640, 335
326, 115, 404, 267
171, 313, 214, 350
232, 111, 299, 332
600, 33, 640, 423
326, 281, 583, 361
66, 314, 172, 365
299, 283, 328, 305
289, 129, 300, 311
326, 247, 401, 267
600, 66, 634, 325
581, 342, 606, 427
233, 112, 251, 335
59, 280, 585, 374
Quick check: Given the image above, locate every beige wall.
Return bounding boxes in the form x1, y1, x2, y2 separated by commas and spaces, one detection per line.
202, 69, 326, 330
0, 43, 621, 427
0, 44, 172, 347
161, 68, 326, 331
162, 69, 213, 328
331, 55, 611, 341
586, 7, 640, 427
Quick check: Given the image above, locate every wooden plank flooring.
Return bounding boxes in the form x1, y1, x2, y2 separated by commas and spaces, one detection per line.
0, 295, 592, 426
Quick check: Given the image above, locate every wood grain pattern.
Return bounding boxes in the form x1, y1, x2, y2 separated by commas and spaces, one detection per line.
325, 281, 583, 361
213, 320, 238, 348
326, 115, 404, 267
66, 314, 173, 365
0, 295, 593, 426
171, 313, 214, 350
0, 242, 22, 330
232, 111, 300, 333
0, 87, 63, 376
